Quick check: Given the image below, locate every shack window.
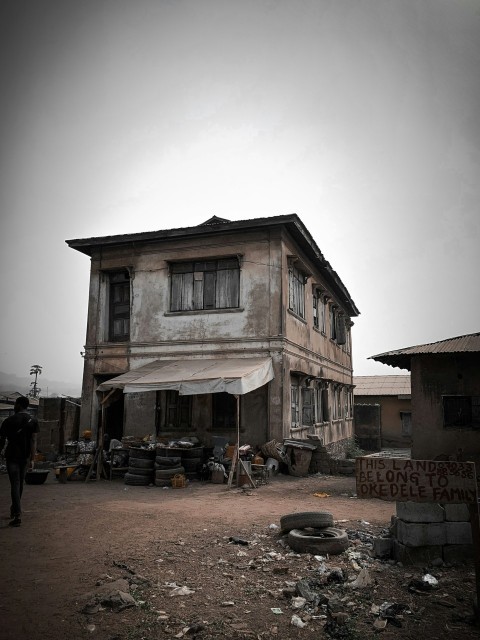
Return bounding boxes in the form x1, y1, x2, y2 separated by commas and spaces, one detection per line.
109, 270, 130, 342
443, 396, 480, 429
170, 258, 240, 312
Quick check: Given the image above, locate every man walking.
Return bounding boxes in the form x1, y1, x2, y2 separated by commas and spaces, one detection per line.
0, 396, 39, 527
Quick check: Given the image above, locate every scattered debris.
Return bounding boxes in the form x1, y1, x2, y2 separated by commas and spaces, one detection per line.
291, 614, 307, 628
349, 568, 373, 589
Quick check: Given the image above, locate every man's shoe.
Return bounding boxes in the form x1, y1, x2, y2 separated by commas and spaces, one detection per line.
8, 517, 21, 527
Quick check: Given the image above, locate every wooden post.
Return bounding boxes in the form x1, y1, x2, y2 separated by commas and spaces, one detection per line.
227, 446, 238, 488
235, 394, 240, 486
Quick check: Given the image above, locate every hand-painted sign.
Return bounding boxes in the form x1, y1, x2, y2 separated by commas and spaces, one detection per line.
355, 457, 477, 504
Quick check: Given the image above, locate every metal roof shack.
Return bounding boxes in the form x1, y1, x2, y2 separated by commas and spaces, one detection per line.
370, 332, 480, 371
353, 375, 411, 397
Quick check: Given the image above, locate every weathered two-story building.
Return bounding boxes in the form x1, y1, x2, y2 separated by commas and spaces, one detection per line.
67, 214, 359, 451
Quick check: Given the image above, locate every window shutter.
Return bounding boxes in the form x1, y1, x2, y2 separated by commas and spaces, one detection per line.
336, 315, 346, 345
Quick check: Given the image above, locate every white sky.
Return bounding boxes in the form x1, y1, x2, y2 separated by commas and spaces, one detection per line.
1, 0, 479, 386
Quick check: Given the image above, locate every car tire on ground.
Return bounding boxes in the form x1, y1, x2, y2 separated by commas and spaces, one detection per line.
181, 457, 202, 472
128, 448, 155, 460
128, 466, 154, 477
128, 457, 154, 469
155, 466, 185, 479
154, 478, 172, 487
124, 472, 151, 486
155, 456, 182, 467
179, 447, 203, 459
280, 511, 334, 533
287, 527, 349, 555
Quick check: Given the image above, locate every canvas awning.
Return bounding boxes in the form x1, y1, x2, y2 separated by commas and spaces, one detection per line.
96, 357, 274, 396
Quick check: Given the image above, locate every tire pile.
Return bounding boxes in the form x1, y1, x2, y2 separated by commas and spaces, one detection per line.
280, 511, 349, 556
156, 446, 204, 480
124, 447, 156, 486
154, 455, 185, 487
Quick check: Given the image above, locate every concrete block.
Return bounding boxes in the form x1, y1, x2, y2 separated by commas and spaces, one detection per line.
443, 544, 474, 564
373, 537, 393, 559
443, 503, 470, 522
393, 540, 443, 565
396, 501, 445, 523
396, 521, 447, 547
445, 521, 473, 545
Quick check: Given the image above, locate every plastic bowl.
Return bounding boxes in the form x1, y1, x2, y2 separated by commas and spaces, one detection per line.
25, 470, 50, 485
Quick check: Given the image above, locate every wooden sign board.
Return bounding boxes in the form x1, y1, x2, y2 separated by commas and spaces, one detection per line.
355, 457, 477, 504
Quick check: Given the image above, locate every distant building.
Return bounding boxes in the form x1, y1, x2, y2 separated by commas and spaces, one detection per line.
353, 375, 411, 450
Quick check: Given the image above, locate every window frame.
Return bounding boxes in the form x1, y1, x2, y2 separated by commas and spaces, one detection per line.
169, 257, 240, 313
313, 289, 327, 333
108, 270, 130, 342
443, 395, 480, 429
157, 390, 192, 432
288, 264, 306, 319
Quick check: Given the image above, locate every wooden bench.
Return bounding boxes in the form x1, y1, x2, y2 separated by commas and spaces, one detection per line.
53, 464, 81, 483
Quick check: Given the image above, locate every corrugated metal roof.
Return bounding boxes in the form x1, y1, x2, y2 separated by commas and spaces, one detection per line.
370, 332, 480, 371
353, 375, 411, 396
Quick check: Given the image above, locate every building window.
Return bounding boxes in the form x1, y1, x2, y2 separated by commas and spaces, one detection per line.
292, 380, 331, 427
320, 387, 330, 422
288, 265, 306, 318
301, 387, 315, 426
313, 290, 326, 332
213, 392, 237, 430
158, 391, 192, 431
170, 258, 240, 312
329, 305, 337, 340
109, 271, 130, 342
443, 396, 480, 429
291, 384, 300, 426
400, 411, 412, 436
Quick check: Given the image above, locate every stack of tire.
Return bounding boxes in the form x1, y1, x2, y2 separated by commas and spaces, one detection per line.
154, 455, 185, 487
179, 447, 204, 479
280, 511, 349, 555
124, 447, 155, 486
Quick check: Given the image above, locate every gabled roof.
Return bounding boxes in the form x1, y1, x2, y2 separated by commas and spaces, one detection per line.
353, 375, 411, 396
66, 213, 359, 316
370, 332, 480, 371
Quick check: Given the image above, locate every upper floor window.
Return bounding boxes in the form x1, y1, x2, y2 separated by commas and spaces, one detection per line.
313, 289, 327, 333
329, 304, 338, 340
109, 270, 130, 342
329, 304, 347, 345
170, 258, 240, 312
288, 264, 306, 318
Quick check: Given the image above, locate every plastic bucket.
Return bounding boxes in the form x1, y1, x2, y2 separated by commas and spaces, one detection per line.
287, 447, 312, 477
211, 469, 224, 484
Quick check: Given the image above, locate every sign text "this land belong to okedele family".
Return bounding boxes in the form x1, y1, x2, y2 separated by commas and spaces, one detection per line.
355, 457, 477, 504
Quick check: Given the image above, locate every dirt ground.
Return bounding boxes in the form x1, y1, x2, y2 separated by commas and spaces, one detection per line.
0, 471, 478, 640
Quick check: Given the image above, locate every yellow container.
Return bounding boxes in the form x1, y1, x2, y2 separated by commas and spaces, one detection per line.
54, 466, 76, 479
225, 445, 236, 459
